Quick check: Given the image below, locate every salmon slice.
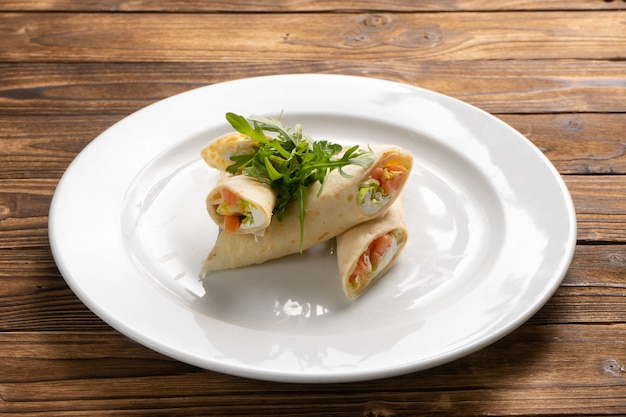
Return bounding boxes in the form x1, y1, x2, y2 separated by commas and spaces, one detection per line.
349, 232, 394, 287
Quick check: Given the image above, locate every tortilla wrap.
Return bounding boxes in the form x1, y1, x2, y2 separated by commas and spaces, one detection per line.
337, 198, 407, 299
200, 131, 257, 172
206, 174, 276, 235
201, 144, 412, 273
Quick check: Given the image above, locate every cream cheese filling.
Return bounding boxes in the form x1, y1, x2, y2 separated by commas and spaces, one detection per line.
348, 231, 403, 295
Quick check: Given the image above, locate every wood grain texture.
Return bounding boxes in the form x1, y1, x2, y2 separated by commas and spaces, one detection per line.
0, 324, 624, 416
0, 2, 625, 415
1, 61, 624, 117
0, 11, 624, 62
565, 176, 626, 243
1, 0, 625, 12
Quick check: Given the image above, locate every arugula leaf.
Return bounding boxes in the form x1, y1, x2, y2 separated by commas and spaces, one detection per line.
249, 115, 299, 145
225, 112, 373, 252
225, 112, 267, 144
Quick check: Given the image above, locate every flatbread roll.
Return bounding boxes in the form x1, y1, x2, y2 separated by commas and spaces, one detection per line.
200, 131, 257, 172
337, 198, 407, 299
206, 174, 276, 235
201, 144, 413, 273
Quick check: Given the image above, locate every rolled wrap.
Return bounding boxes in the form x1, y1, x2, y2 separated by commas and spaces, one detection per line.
337, 198, 407, 299
200, 132, 257, 172
206, 174, 276, 235
201, 145, 413, 273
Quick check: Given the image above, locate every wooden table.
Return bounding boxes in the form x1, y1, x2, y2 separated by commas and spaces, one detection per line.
1, 2, 625, 415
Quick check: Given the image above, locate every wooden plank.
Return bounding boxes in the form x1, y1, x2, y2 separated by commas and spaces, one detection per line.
565, 176, 626, 243
0, 61, 624, 117
0, 115, 112, 179
0, 12, 624, 63
0, 0, 624, 12
0, 324, 624, 415
563, 244, 626, 289
530, 245, 626, 324
503, 114, 626, 175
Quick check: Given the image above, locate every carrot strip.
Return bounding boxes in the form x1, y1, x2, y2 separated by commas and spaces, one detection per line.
222, 215, 240, 233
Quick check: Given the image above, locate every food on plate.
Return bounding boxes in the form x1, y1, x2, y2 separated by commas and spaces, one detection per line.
216, 113, 375, 250
200, 131, 258, 172
198, 112, 414, 299
206, 174, 276, 235
200, 144, 412, 273
337, 198, 407, 299
358, 163, 409, 215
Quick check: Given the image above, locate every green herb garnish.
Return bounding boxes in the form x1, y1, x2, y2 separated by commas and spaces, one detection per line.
224, 112, 373, 251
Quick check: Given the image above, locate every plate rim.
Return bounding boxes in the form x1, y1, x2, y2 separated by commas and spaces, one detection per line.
48, 73, 577, 383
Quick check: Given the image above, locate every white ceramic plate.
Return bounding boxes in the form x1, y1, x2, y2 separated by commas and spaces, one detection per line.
49, 74, 576, 383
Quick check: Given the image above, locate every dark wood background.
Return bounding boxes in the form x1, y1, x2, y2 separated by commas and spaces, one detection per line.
1, 1, 625, 415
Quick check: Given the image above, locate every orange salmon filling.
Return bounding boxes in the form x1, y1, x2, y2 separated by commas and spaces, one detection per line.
369, 164, 408, 195
349, 233, 394, 290
216, 188, 244, 233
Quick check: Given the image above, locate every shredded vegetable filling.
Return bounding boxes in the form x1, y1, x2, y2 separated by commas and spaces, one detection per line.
348, 231, 402, 293
214, 188, 259, 233
358, 164, 408, 215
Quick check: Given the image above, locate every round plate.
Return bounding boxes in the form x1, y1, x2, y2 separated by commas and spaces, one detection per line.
49, 74, 576, 383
